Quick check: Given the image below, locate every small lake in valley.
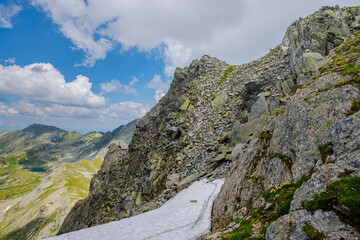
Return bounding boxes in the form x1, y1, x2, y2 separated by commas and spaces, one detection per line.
29, 168, 47, 172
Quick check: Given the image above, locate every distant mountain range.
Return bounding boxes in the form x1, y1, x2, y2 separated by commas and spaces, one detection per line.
0, 120, 139, 239
0, 120, 138, 168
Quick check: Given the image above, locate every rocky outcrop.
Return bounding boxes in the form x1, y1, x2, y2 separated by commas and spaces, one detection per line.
59, 5, 360, 239
59, 43, 295, 234
211, 6, 360, 240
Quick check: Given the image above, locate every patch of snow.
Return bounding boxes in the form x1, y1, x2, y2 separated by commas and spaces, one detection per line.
87, 151, 97, 157
67, 156, 73, 159
2, 205, 12, 213
45, 178, 224, 240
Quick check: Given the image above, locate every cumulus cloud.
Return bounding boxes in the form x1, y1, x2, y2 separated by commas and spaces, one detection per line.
0, 61, 149, 131
15, 100, 149, 121
100, 78, 137, 95
31, 0, 360, 75
2, 99, 149, 129
0, 63, 106, 108
100, 101, 150, 120
0, 102, 18, 116
0, 3, 22, 28
0, 57, 16, 65
147, 74, 170, 102
129, 76, 138, 86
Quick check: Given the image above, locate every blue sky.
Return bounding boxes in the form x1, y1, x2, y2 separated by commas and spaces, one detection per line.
0, 0, 359, 133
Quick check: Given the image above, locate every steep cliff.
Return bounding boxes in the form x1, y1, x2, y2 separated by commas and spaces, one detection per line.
59, 6, 360, 239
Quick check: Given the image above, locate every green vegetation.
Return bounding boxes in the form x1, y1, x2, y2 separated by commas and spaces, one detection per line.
60, 131, 82, 142
216, 134, 230, 144
317, 142, 333, 162
222, 219, 252, 240
271, 152, 292, 168
259, 131, 272, 140
218, 65, 236, 86
317, 86, 332, 92
311, 31, 360, 114
346, 98, 360, 116
302, 224, 324, 240
63, 158, 102, 199
0, 156, 102, 239
223, 171, 314, 239
0, 152, 46, 200
273, 107, 285, 116
303, 176, 360, 232
318, 31, 360, 81
1, 209, 59, 240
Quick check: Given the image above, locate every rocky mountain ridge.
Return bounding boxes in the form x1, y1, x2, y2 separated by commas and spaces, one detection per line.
0, 120, 139, 240
0, 120, 138, 168
59, 5, 360, 239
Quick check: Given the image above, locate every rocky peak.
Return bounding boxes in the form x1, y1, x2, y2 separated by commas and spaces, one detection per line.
281, 5, 360, 84
59, 6, 360, 239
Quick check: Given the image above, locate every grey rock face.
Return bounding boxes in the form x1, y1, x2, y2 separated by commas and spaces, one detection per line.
59, 6, 360, 239
212, 7, 360, 233
282, 6, 360, 84
267, 210, 360, 240
59, 45, 294, 234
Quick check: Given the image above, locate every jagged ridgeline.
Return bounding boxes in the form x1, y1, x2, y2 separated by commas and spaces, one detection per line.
59, 6, 360, 239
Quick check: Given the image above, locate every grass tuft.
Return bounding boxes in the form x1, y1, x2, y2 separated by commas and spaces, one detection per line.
303, 176, 360, 231
302, 224, 325, 240
218, 65, 236, 86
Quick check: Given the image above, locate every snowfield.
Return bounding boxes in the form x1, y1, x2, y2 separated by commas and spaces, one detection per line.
46, 178, 224, 240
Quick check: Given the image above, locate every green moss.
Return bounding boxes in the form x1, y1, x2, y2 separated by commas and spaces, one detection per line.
273, 107, 285, 116
346, 98, 360, 116
259, 131, 272, 140
303, 176, 360, 231
179, 98, 191, 111
216, 134, 230, 144
303, 80, 315, 88
218, 65, 236, 86
317, 86, 332, 92
234, 217, 241, 224
223, 219, 252, 240
316, 31, 360, 86
272, 152, 292, 168
317, 142, 333, 161
302, 224, 324, 240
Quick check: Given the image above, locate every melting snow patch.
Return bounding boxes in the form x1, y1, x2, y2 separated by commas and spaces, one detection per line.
46, 178, 224, 240
2, 205, 12, 213
87, 151, 97, 157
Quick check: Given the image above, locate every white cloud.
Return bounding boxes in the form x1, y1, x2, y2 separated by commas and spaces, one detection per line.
100, 101, 150, 120
100, 78, 137, 95
129, 76, 138, 86
0, 63, 106, 108
3, 99, 149, 126
1, 57, 16, 65
0, 61, 149, 131
0, 4, 22, 28
147, 74, 169, 102
0, 102, 18, 116
31, 0, 360, 75
101, 79, 122, 93
154, 90, 166, 103
147, 74, 169, 91
0, 99, 150, 132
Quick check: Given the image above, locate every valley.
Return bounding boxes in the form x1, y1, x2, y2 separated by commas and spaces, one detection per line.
0, 120, 138, 240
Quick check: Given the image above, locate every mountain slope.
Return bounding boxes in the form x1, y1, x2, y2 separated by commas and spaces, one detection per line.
0, 120, 139, 240
58, 5, 360, 239
0, 124, 81, 156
